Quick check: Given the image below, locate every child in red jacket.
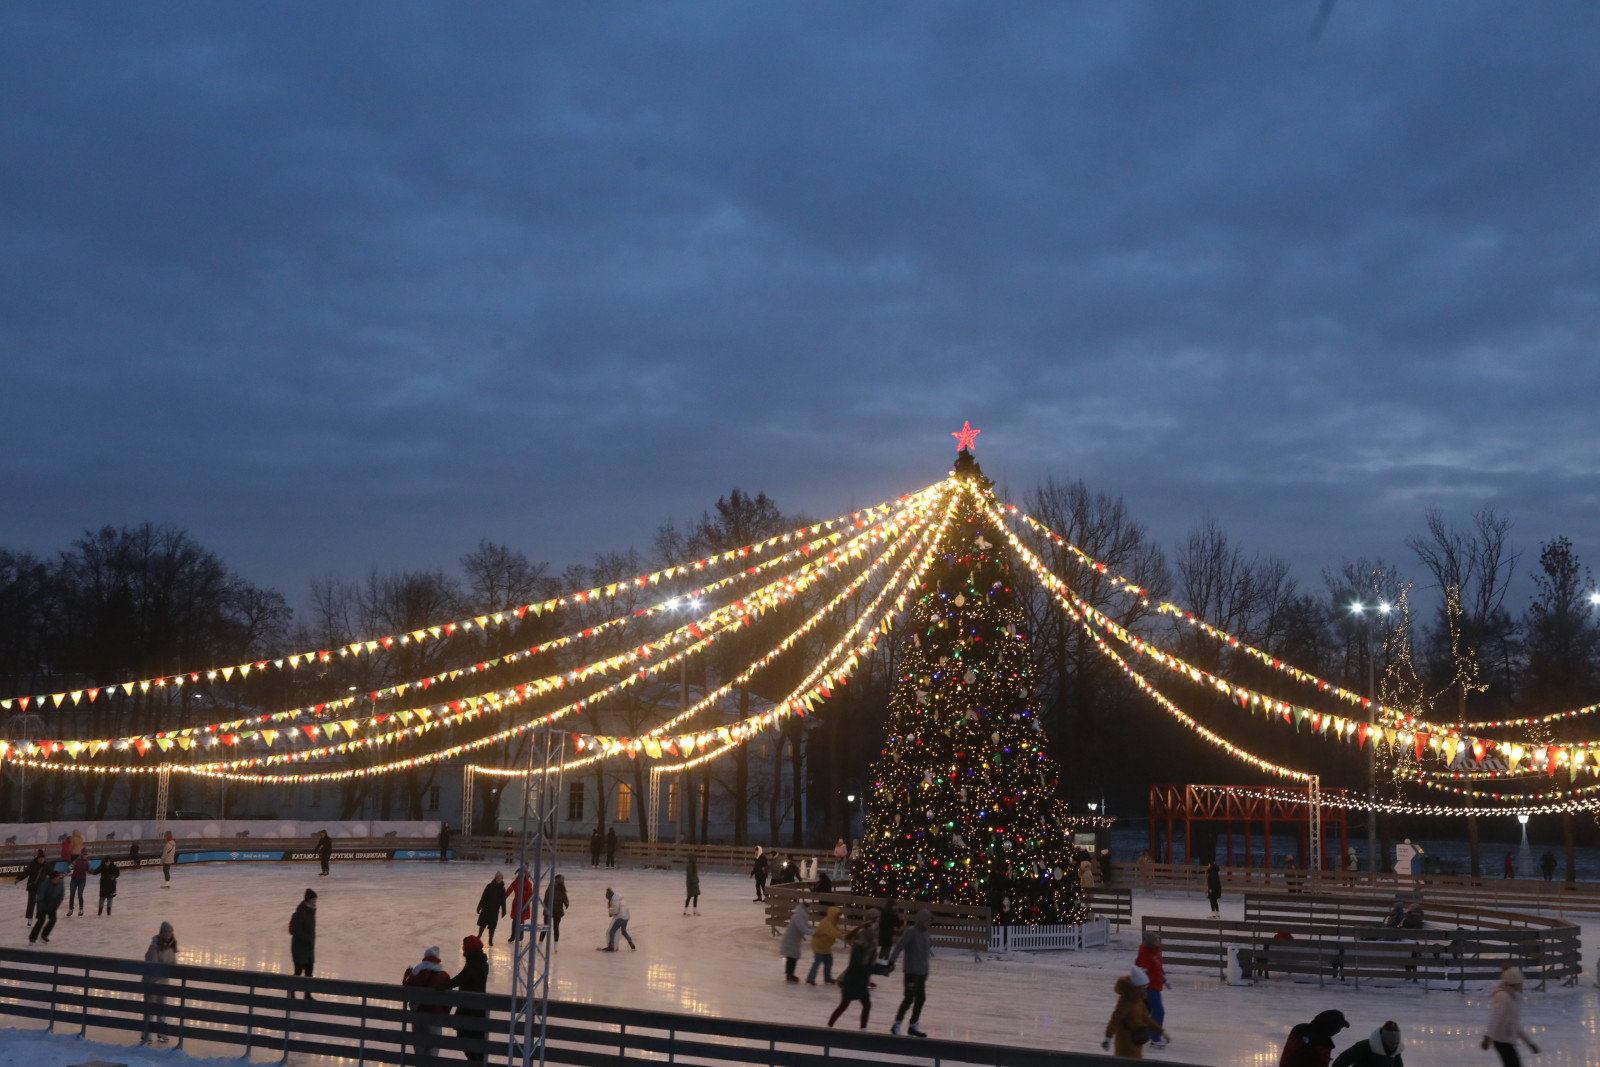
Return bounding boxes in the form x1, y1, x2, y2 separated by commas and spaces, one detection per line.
1135, 930, 1168, 1046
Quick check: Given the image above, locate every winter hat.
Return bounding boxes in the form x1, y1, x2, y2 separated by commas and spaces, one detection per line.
1129, 966, 1149, 987
304, 888, 318, 901
605, 887, 614, 900
462, 935, 483, 952
1310, 1010, 1349, 1036
424, 946, 441, 961
1500, 967, 1525, 987
1142, 930, 1161, 949
1378, 1022, 1402, 1052
159, 921, 174, 935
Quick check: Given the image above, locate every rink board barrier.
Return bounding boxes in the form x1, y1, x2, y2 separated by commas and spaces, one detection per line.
1119, 858, 1600, 917
0, 944, 1205, 1067
0, 838, 448, 876
459, 834, 843, 875
1144, 891, 1581, 991
0, 818, 442, 848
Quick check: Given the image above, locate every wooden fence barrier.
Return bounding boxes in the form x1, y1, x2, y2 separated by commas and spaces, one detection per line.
1142, 894, 1581, 991
761, 885, 993, 957
0, 837, 443, 878
1083, 887, 1132, 930
0, 945, 1184, 1067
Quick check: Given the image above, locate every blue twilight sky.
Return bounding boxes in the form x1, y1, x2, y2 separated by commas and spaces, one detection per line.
2, 3, 1598, 604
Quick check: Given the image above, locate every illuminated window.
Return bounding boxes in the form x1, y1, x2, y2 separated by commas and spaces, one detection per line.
667, 782, 679, 821
616, 783, 633, 822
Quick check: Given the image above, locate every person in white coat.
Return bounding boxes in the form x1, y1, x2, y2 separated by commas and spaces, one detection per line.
779, 902, 813, 983
1482, 966, 1539, 1066
160, 833, 177, 888
601, 887, 634, 951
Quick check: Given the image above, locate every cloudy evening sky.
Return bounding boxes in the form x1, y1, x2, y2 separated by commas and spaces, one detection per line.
3, 3, 1599, 604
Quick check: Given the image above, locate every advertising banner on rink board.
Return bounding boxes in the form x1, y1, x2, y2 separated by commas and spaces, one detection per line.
0, 846, 448, 876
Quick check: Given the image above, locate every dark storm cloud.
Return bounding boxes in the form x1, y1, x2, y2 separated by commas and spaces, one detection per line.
3, 2, 1599, 602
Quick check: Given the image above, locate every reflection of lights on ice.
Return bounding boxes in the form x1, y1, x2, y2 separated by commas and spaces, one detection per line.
9, 859, 1599, 1067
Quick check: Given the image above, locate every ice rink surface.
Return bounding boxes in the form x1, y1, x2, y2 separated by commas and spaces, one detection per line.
3, 856, 1598, 1066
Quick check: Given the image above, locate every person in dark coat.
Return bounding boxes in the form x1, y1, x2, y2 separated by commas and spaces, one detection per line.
29, 869, 65, 943
476, 872, 507, 945
316, 831, 333, 876
1099, 849, 1114, 886
877, 901, 902, 961
1206, 860, 1223, 918
97, 857, 120, 916
589, 827, 603, 868
541, 873, 569, 945
827, 924, 878, 1029
1539, 851, 1556, 882
402, 946, 453, 1060
128, 840, 141, 866
14, 849, 50, 921
1279, 1009, 1350, 1067
289, 888, 318, 995
751, 846, 770, 901
449, 935, 490, 1062
604, 827, 617, 868
684, 855, 701, 915
886, 909, 934, 1037
437, 823, 452, 863
1331, 1021, 1404, 1066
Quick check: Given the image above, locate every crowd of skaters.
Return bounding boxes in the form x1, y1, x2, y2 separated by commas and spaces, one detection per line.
11, 829, 1561, 1063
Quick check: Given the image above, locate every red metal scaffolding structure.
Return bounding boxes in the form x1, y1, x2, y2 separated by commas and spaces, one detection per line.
1149, 784, 1348, 869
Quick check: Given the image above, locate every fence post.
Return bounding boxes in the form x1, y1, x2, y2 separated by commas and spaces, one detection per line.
48, 964, 59, 1033
80, 966, 90, 1037
358, 995, 367, 1067
175, 978, 188, 1050
243, 983, 254, 1057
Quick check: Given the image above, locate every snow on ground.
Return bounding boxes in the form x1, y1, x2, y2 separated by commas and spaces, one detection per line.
2, 858, 1598, 1066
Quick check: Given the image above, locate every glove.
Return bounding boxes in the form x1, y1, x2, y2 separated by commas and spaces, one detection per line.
1529, 1042, 1540, 1054
1101, 1039, 1111, 1051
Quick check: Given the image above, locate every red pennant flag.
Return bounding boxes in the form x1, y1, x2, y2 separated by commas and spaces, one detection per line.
1472, 740, 1485, 765
1356, 723, 1369, 749
132, 739, 148, 757
1414, 732, 1429, 762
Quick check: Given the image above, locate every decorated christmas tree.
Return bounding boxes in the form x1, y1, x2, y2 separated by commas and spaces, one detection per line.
852, 444, 1087, 926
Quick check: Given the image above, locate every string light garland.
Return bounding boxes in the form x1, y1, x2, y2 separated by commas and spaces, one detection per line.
18, 494, 951, 784
0, 490, 939, 713
991, 509, 1312, 783
1192, 784, 1600, 818
0, 501, 929, 757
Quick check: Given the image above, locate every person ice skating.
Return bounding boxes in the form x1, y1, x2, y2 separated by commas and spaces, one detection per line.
1102, 965, 1163, 1058
506, 867, 535, 943
69, 828, 84, 861
317, 830, 333, 876
1345, 846, 1358, 872
15, 848, 49, 922
877, 900, 901, 961
827, 923, 878, 1029
29, 869, 64, 943
402, 946, 453, 1060
476, 872, 507, 945
1504, 852, 1514, 879
1278, 1009, 1349, 1067
886, 909, 933, 1037
1135, 930, 1168, 1045
1206, 859, 1222, 917
1539, 851, 1555, 882
541, 873, 569, 946
1079, 855, 1096, 888
605, 826, 617, 868
1482, 966, 1539, 1066
97, 856, 120, 916
449, 935, 490, 1063
684, 855, 701, 915
832, 837, 849, 877
779, 900, 813, 982
141, 921, 178, 1044
438, 822, 451, 863
1332, 1021, 1403, 1066
806, 905, 846, 985
601, 887, 634, 950
1136, 849, 1155, 889
815, 869, 834, 894
589, 827, 603, 868
128, 840, 141, 866
160, 832, 176, 887
289, 888, 318, 994
751, 846, 769, 901
68, 848, 89, 915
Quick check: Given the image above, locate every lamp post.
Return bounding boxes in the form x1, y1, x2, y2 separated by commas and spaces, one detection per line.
1351, 601, 1390, 874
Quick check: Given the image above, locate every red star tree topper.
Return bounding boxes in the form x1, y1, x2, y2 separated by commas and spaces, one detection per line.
952, 420, 981, 451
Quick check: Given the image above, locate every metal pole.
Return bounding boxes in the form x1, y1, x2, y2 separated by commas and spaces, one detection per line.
462, 766, 475, 839
1365, 616, 1378, 874
509, 730, 562, 1067
1308, 776, 1322, 886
